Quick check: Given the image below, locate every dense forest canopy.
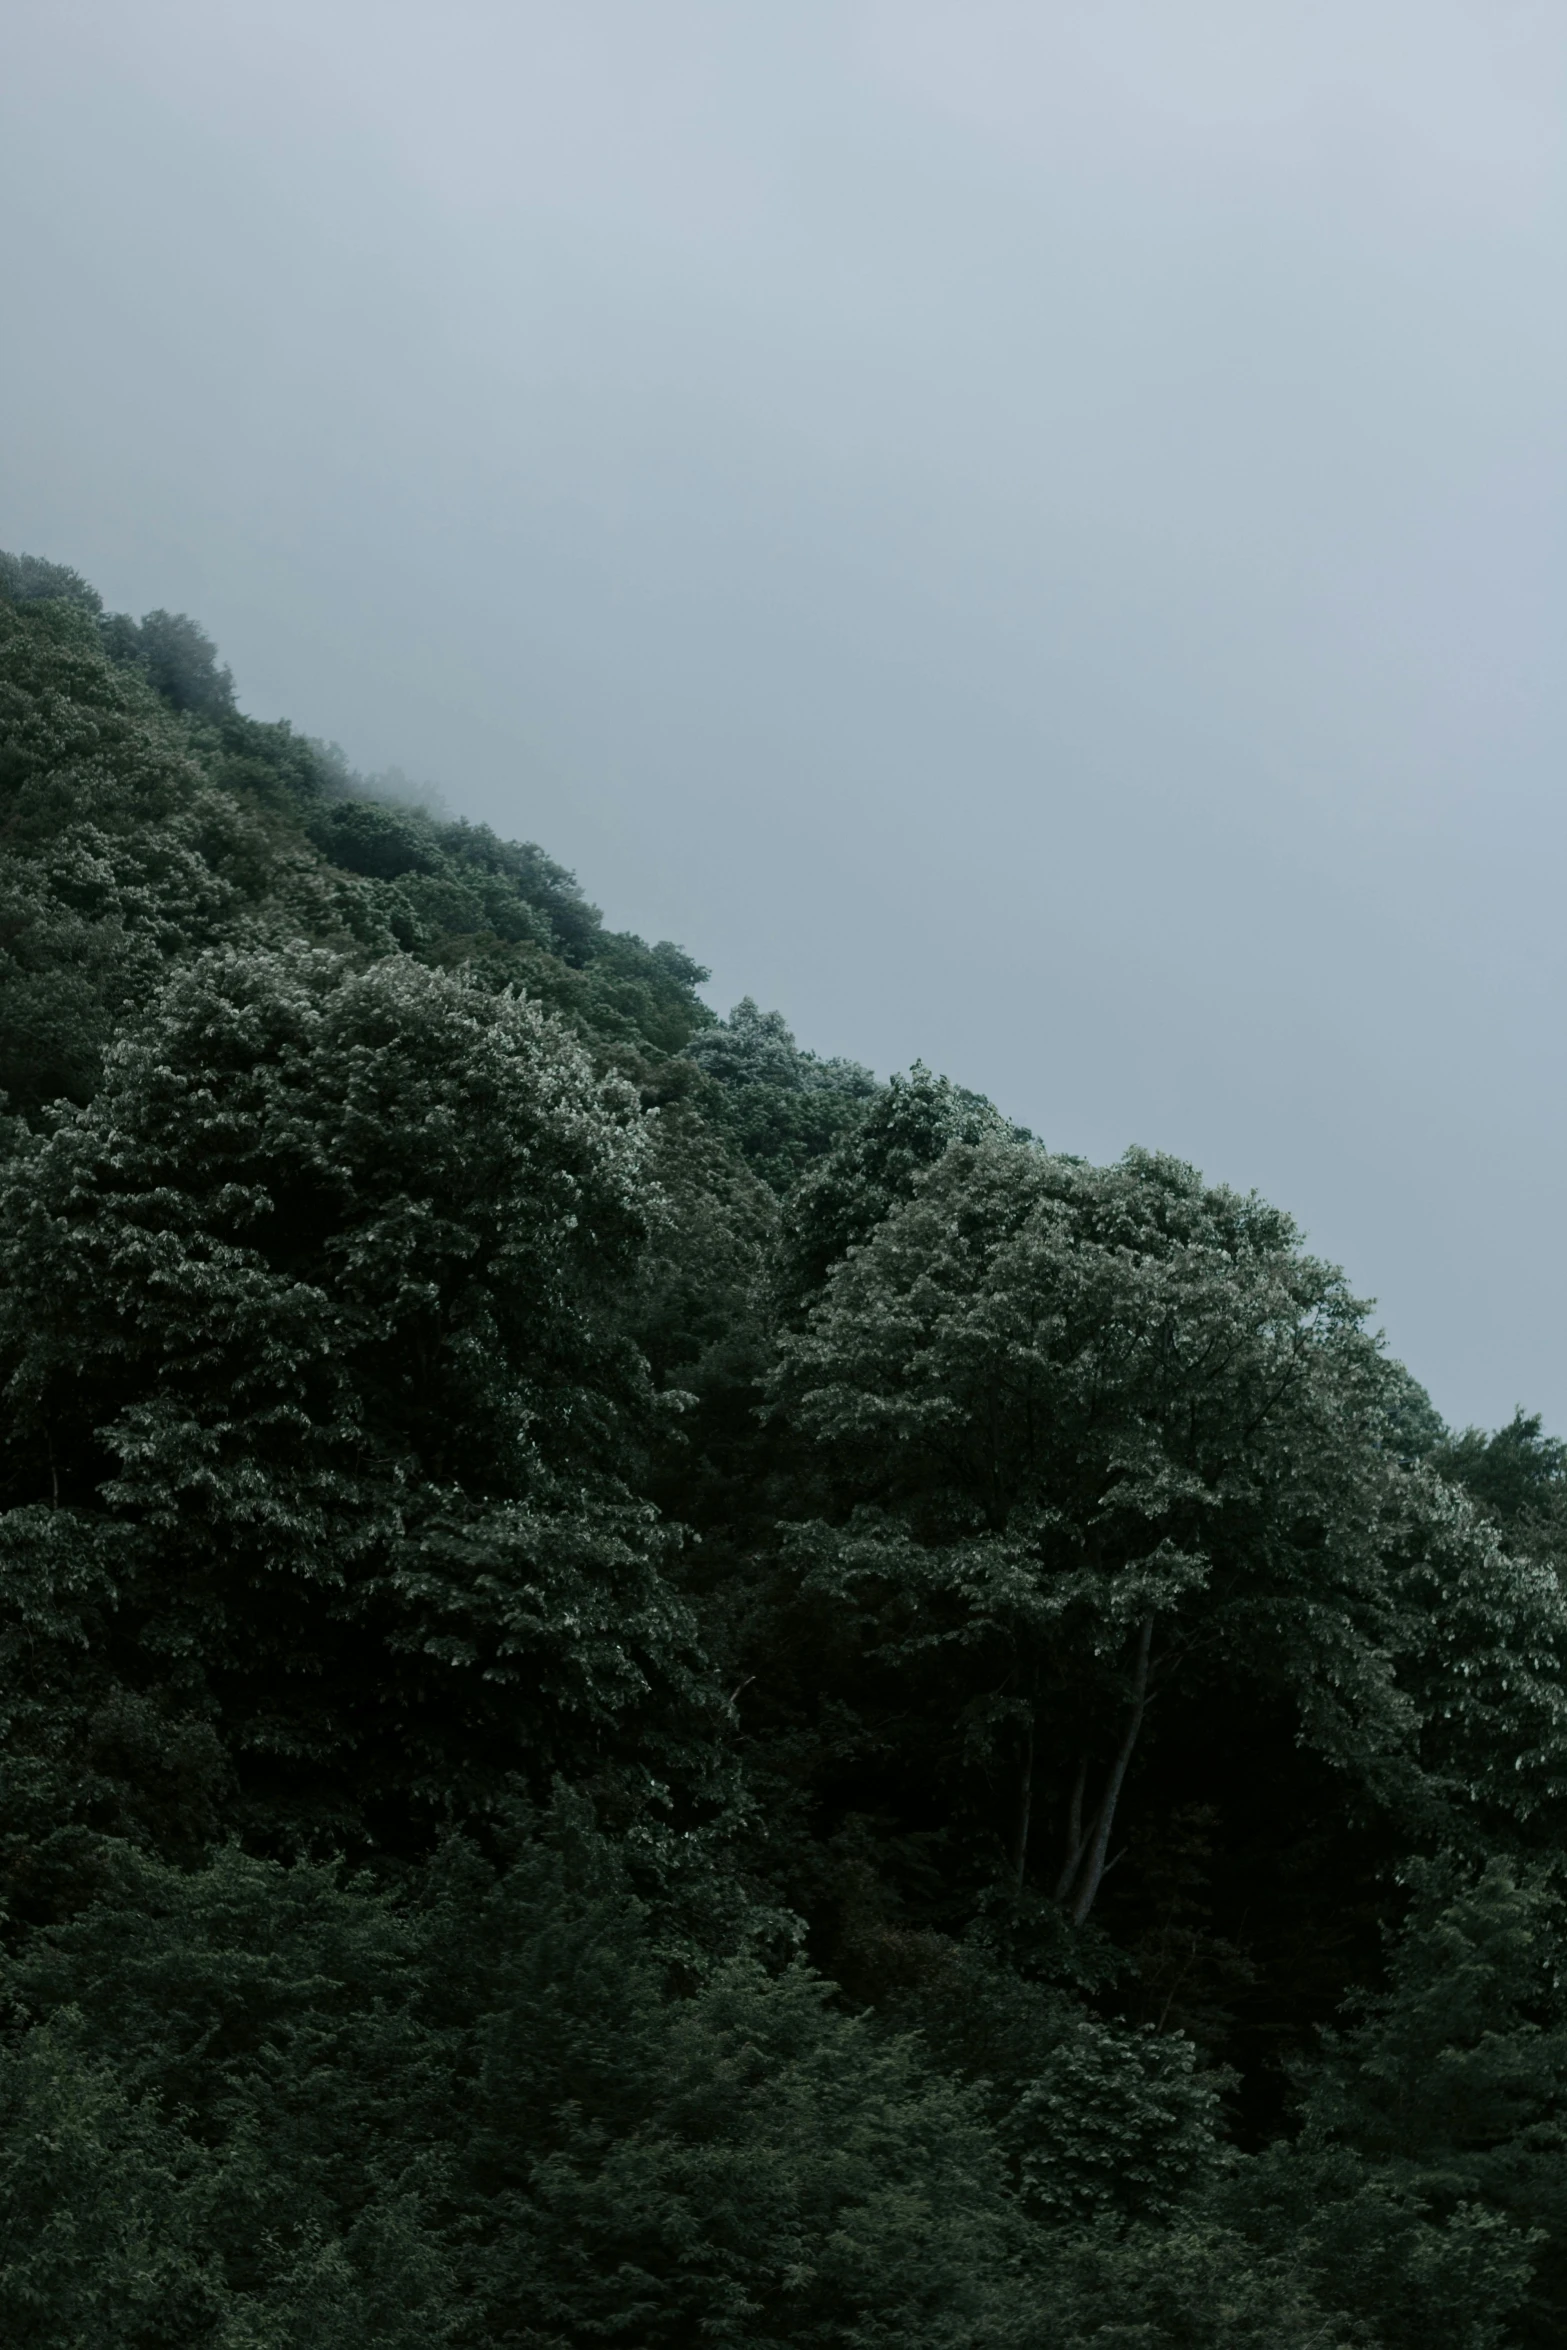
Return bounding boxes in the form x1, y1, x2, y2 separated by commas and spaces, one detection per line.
3, 549, 1567, 2346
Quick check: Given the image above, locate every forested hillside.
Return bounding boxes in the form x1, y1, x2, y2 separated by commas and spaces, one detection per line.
4, 550, 1567, 2347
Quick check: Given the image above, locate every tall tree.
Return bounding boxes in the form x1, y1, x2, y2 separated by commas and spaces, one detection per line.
0, 946, 710, 1861
770, 1138, 1445, 1922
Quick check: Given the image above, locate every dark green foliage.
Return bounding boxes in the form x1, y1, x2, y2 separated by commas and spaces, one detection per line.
1212, 1854, 1567, 2350
0, 2026, 234, 2347
1289, 1855, 1567, 2344
1, 551, 1564, 2348
763, 1141, 1411, 1926
1433, 1412, 1567, 1580
0, 550, 104, 614
308, 796, 445, 882
0, 577, 714, 1127
1437, 1412, 1567, 1527
0, 1813, 1034, 2348
0, 596, 268, 1116
776, 1058, 1016, 1306
0, 945, 709, 1858
688, 997, 877, 1192
101, 608, 236, 716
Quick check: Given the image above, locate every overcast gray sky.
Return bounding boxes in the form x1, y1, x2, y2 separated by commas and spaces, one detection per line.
3, 1, 1565, 1429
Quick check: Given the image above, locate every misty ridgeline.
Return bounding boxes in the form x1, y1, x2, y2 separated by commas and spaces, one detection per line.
4, 546, 1567, 2348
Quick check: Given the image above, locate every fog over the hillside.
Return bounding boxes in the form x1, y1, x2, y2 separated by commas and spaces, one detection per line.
3, 1, 1564, 1429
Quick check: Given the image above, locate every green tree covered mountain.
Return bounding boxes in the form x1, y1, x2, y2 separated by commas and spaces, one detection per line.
3, 551, 1567, 2345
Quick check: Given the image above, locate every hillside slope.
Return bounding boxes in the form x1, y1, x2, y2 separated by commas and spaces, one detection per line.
4, 554, 1567, 2349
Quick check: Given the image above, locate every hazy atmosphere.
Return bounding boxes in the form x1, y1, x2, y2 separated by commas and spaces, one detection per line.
4, 0, 1564, 1430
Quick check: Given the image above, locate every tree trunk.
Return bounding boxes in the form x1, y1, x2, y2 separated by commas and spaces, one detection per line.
1057, 1615, 1155, 1925
1054, 1756, 1089, 1904
1012, 1710, 1035, 1890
